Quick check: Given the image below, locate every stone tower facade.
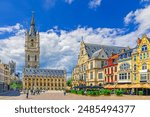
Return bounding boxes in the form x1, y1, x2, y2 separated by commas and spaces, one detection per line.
25, 13, 40, 68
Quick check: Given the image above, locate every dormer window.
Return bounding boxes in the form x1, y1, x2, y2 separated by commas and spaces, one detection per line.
142, 45, 147, 51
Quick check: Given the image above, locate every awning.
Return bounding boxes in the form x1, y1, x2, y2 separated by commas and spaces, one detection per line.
104, 84, 116, 89
143, 83, 150, 89
130, 84, 143, 88
116, 84, 131, 89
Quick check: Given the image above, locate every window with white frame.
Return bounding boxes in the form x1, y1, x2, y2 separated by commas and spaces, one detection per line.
90, 72, 93, 79
90, 62, 93, 69
98, 73, 103, 79
142, 63, 147, 70
140, 74, 147, 81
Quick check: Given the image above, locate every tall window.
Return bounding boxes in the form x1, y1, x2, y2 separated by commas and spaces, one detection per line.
134, 64, 136, 71
98, 73, 103, 79
134, 74, 136, 80
31, 39, 34, 47
35, 55, 37, 61
115, 75, 117, 81
84, 73, 86, 80
142, 45, 147, 51
28, 55, 30, 61
142, 63, 147, 70
140, 54, 142, 60
134, 55, 136, 61
115, 67, 117, 72
90, 72, 93, 79
101, 61, 104, 68
90, 62, 93, 69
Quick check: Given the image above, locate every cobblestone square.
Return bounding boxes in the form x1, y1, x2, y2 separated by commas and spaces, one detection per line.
1, 91, 150, 100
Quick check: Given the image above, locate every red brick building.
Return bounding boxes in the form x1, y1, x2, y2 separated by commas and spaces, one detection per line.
103, 54, 118, 84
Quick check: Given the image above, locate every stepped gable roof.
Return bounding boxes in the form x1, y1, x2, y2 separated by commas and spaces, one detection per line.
84, 43, 127, 58
24, 68, 65, 77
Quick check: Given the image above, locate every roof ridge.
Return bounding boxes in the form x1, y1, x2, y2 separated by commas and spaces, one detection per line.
84, 42, 127, 48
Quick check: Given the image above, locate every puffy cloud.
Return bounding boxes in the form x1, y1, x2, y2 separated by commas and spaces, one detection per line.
0, 23, 22, 34
124, 5, 150, 34
1, 5, 150, 78
65, 0, 74, 4
88, 0, 102, 9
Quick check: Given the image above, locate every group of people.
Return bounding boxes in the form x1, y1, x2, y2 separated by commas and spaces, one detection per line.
25, 90, 67, 99
25, 89, 42, 99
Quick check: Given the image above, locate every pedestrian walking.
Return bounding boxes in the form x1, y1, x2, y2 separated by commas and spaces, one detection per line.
26, 90, 29, 99
64, 91, 66, 96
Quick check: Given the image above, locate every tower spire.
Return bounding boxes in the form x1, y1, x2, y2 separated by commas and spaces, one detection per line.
29, 11, 36, 36
31, 11, 35, 26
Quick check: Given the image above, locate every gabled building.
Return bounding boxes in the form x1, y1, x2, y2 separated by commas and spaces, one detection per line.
103, 54, 118, 85
117, 48, 133, 84
72, 41, 127, 87
135, 35, 150, 83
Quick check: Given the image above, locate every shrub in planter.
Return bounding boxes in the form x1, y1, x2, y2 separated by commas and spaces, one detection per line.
87, 91, 91, 95
99, 89, 105, 95
115, 89, 123, 96
77, 90, 84, 95
95, 91, 100, 96
138, 91, 143, 95
71, 90, 77, 94
104, 89, 111, 95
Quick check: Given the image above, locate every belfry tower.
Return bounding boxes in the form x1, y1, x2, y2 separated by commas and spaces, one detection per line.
25, 13, 40, 68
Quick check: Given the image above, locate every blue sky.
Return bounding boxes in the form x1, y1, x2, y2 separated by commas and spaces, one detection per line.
0, 0, 150, 78
0, 0, 143, 31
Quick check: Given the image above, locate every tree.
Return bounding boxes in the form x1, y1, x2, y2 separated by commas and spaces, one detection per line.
66, 79, 72, 87
10, 82, 17, 90
10, 81, 23, 90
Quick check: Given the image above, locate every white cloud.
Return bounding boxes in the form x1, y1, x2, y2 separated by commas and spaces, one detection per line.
65, 0, 74, 4
0, 23, 22, 34
124, 11, 135, 25
141, 0, 150, 2
124, 5, 150, 34
1, 5, 150, 78
88, 0, 102, 9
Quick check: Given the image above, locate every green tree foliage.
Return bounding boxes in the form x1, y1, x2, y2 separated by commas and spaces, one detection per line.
66, 79, 72, 87
10, 81, 23, 90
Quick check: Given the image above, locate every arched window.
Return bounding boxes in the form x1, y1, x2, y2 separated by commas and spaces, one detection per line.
142, 45, 147, 51
142, 63, 147, 70
28, 55, 30, 61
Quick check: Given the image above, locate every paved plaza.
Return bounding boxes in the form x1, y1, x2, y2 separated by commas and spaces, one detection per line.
1, 91, 150, 100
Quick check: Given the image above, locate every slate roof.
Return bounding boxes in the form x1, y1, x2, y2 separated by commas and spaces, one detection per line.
92, 49, 103, 58
23, 68, 65, 77
84, 43, 127, 58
